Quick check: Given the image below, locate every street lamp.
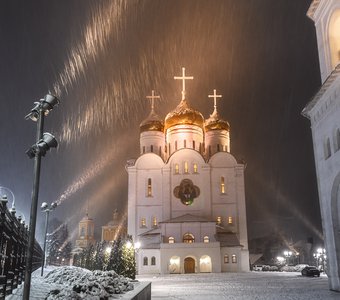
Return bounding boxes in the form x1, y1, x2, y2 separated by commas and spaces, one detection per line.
40, 201, 57, 276
23, 94, 59, 300
283, 250, 292, 266
313, 248, 326, 271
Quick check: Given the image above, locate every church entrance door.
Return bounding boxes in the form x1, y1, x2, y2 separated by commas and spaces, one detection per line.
184, 257, 195, 273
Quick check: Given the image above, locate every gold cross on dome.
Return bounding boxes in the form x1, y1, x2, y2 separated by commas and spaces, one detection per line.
208, 89, 222, 110
146, 90, 160, 111
174, 67, 193, 100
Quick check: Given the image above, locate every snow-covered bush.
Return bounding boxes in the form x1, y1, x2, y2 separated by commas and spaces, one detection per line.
44, 266, 134, 299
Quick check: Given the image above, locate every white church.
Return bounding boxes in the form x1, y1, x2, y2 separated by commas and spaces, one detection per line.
127, 68, 249, 274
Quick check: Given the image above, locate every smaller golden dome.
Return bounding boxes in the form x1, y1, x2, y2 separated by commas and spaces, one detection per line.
205, 109, 230, 131
140, 109, 164, 133
165, 99, 204, 131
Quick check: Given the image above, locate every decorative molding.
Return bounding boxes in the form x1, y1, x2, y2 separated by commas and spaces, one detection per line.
307, 0, 322, 20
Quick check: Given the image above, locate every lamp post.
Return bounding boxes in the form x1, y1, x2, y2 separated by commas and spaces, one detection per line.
40, 201, 57, 276
23, 94, 59, 300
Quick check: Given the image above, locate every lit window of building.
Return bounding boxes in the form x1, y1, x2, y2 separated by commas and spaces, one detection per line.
216, 216, 222, 225
221, 176, 225, 194
232, 254, 237, 263
152, 216, 158, 227
184, 161, 188, 173
169, 236, 175, 243
193, 163, 198, 173
183, 233, 195, 243
141, 218, 146, 228
203, 236, 209, 243
224, 255, 229, 263
175, 163, 179, 174
228, 216, 233, 224
147, 178, 152, 196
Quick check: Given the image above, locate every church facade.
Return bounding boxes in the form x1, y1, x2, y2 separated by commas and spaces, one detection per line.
303, 0, 340, 291
127, 68, 249, 274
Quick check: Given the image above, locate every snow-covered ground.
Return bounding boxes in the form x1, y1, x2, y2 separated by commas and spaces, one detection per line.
138, 272, 339, 300
7, 268, 340, 300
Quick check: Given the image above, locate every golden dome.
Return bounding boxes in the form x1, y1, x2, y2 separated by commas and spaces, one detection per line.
205, 109, 230, 131
140, 109, 164, 133
165, 99, 204, 131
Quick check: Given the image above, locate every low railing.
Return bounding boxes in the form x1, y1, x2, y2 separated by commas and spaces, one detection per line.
0, 197, 43, 299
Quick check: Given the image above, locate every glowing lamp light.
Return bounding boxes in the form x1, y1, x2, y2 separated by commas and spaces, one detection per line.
105, 247, 112, 254
126, 241, 132, 249
135, 241, 141, 249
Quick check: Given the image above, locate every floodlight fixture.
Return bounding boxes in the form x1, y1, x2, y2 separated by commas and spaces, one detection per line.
25, 93, 59, 121
26, 132, 58, 159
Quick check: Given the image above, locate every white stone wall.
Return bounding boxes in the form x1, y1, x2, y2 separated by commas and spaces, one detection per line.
140, 131, 165, 158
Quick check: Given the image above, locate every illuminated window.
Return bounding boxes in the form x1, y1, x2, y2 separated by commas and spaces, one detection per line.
140, 218, 146, 228
224, 255, 229, 263
232, 254, 237, 263
150, 145, 153, 152
217, 144, 220, 152
175, 141, 178, 151
324, 138, 331, 159
193, 140, 195, 150
152, 216, 157, 227
175, 163, 179, 174
151, 256, 156, 265
221, 177, 225, 194
183, 233, 195, 243
147, 178, 152, 196
184, 161, 188, 173
193, 163, 198, 173
203, 236, 209, 243
168, 236, 175, 244
228, 216, 233, 225
143, 257, 148, 266
184, 140, 187, 148
216, 216, 222, 225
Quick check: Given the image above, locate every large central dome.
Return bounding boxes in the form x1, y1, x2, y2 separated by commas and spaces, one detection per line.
164, 99, 204, 131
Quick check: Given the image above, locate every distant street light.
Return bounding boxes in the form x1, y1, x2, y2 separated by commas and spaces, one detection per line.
283, 250, 292, 265
41, 201, 57, 276
23, 94, 59, 300
313, 247, 326, 271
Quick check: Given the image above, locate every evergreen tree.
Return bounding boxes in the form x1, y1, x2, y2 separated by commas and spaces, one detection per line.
121, 236, 136, 279
93, 241, 106, 270
110, 237, 124, 274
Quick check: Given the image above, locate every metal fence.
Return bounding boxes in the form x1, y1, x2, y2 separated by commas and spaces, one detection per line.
0, 197, 43, 299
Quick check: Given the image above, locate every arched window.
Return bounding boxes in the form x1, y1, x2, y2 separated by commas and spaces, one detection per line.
150, 145, 154, 152
193, 140, 196, 150
168, 236, 175, 244
324, 138, 332, 159
184, 161, 189, 173
224, 254, 229, 263
151, 256, 156, 265
193, 163, 198, 173
143, 257, 148, 266
183, 233, 195, 243
175, 163, 179, 174
184, 139, 187, 148
228, 216, 233, 225
329, 9, 340, 68
221, 177, 225, 194
203, 236, 209, 243
147, 178, 152, 196
80, 227, 85, 237
335, 128, 340, 152
232, 254, 237, 263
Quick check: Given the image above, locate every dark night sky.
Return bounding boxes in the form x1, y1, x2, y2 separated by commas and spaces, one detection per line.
0, 0, 322, 246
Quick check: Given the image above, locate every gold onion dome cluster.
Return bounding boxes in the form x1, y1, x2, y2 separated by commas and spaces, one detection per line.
204, 108, 230, 132
164, 99, 204, 131
140, 109, 164, 133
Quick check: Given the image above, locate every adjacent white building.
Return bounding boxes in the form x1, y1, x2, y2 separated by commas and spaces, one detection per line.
303, 0, 340, 291
127, 68, 249, 274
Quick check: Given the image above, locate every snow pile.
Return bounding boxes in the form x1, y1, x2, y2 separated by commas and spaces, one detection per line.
44, 266, 134, 299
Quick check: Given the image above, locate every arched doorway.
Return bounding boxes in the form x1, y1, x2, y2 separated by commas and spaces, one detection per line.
184, 257, 195, 273
200, 255, 212, 273
169, 256, 180, 274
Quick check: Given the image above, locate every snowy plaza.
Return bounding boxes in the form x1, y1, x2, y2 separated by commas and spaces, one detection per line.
6, 266, 340, 300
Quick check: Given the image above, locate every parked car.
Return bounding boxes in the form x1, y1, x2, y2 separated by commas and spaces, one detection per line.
253, 265, 263, 271
301, 266, 320, 277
